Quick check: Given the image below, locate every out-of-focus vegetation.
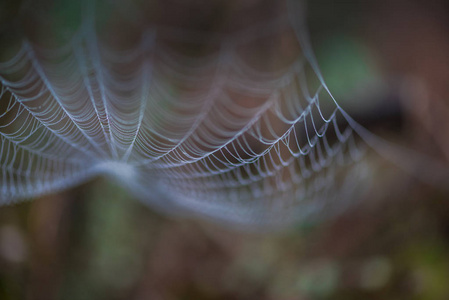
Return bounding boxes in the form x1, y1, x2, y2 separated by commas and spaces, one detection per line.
1, 0, 449, 299
2, 169, 449, 300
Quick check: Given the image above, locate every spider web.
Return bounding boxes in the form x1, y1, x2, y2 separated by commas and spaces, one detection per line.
0, 0, 370, 227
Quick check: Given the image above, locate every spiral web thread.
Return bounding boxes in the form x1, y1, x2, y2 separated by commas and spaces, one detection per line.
0, 2, 369, 227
